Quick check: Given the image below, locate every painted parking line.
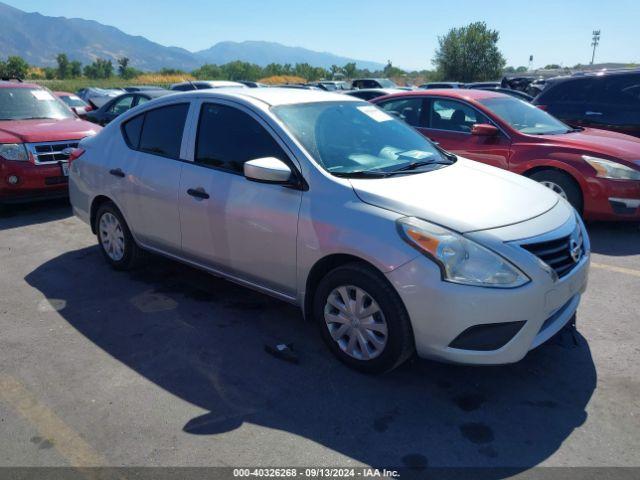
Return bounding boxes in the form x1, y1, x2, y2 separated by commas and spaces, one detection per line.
0, 374, 112, 477
591, 262, 640, 278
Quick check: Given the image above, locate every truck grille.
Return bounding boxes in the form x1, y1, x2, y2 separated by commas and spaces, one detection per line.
521, 229, 584, 279
27, 141, 79, 164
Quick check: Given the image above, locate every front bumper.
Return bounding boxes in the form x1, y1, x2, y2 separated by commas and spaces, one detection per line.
386, 217, 590, 365
0, 159, 69, 204
583, 177, 640, 221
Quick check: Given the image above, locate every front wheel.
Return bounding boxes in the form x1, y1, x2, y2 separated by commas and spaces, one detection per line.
95, 202, 142, 270
530, 170, 583, 213
313, 263, 414, 374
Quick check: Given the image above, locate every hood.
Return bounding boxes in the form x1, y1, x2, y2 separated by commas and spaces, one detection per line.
0, 118, 100, 144
350, 158, 559, 233
537, 127, 640, 163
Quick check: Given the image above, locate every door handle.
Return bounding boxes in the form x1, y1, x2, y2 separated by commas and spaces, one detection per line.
187, 188, 210, 200
109, 168, 125, 178
585, 111, 603, 116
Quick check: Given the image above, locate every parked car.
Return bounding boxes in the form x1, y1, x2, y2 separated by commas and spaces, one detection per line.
237, 81, 268, 88
0, 81, 100, 204
70, 88, 589, 373
310, 81, 351, 91
373, 89, 640, 220
466, 82, 501, 89
76, 87, 124, 109
344, 88, 406, 101
170, 80, 247, 91
85, 90, 172, 126
533, 69, 640, 138
419, 82, 465, 89
351, 78, 398, 89
474, 87, 534, 102
54, 91, 93, 117
123, 86, 166, 93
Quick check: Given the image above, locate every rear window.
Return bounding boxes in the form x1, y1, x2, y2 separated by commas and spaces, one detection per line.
139, 104, 189, 158
121, 104, 189, 158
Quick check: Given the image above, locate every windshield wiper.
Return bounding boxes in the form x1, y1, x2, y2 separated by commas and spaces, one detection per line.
386, 159, 453, 174
331, 170, 389, 178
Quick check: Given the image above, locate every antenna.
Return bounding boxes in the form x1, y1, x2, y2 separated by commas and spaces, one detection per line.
591, 30, 601, 65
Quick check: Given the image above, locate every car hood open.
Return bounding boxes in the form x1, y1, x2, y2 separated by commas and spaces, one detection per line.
349, 158, 559, 233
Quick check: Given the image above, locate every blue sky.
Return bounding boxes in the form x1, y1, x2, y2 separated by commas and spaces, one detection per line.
6, 0, 639, 70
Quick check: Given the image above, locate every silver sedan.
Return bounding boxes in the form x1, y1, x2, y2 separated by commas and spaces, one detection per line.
69, 88, 590, 373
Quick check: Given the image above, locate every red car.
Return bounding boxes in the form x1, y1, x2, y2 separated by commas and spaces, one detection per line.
53, 91, 93, 118
0, 81, 100, 205
373, 89, 640, 221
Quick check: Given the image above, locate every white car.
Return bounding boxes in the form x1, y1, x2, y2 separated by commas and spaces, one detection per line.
69, 88, 590, 373
170, 80, 247, 91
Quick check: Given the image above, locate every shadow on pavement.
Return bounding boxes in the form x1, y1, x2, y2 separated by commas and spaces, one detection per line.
26, 247, 597, 476
0, 198, 72, 230
586, 221, 640, 256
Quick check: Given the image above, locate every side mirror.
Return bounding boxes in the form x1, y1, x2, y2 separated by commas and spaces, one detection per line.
471, 123, 499, 136
244, 157, 292, 184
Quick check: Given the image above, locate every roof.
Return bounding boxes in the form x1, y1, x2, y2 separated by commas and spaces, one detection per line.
196, 87, 361, 107
0, 81, 41, 89
377, 88, 507, 101
141, 90, 173, 99
53, 91, 75, 96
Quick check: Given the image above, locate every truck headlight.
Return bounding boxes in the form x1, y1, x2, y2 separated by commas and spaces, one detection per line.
397, 217, 530, 288
583, 155, 640, 180
0, 144, 29, 162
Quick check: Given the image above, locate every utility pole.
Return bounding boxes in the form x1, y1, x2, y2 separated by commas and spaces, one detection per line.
591, 30, 601, 65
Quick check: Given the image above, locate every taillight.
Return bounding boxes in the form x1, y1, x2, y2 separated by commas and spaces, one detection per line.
536, 105, 548, 111
68, 148, 85, 162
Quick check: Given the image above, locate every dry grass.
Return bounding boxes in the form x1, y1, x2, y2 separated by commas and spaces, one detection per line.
258, 75, 307, 85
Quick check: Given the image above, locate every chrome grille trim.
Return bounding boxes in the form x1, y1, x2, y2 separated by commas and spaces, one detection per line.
520, 224, 584, 279
26, 141, 79, 165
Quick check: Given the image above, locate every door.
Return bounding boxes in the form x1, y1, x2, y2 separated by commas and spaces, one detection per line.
586, 75, 640, 137
179, 101, 302, 296
119, 103, 190, 255
421, 98, 511, 170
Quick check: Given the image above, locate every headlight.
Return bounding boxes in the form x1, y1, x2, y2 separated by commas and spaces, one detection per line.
0, 143, 29, 161
397, 217, 530, 288
583, 155, 640, 180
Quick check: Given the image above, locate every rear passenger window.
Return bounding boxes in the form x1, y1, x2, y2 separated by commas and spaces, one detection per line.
139, 104, 189, 159
378, 98, 424, 126
122, 114, 144, 148
195, 103, 287, 173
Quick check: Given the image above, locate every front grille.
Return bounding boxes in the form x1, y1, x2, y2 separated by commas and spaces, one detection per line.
28, 141, 79, 164
521, 231, 583, 278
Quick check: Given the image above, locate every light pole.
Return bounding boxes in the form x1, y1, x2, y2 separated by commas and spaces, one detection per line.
591, 30, 601, 65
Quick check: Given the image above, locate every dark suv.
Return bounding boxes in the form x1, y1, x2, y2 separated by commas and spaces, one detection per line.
533, 70, 640, 138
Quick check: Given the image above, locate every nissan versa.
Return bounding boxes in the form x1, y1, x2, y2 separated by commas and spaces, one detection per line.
69, 89, 590, 373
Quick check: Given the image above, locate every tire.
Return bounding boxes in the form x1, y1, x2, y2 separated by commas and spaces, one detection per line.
313, 262, 415, 374
530, 170, 583, 213
95, 201, 142, 270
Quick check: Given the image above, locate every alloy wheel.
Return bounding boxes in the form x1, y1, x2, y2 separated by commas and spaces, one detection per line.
324, 285, 388, 361
540, 180, 568, 200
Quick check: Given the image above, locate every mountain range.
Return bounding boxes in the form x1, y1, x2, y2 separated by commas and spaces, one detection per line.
0, 2, 384, 71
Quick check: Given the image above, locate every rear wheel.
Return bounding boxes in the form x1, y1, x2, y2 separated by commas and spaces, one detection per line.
313, 263, 414, 374
95, 202, 142, 270
530, 170, 583, 213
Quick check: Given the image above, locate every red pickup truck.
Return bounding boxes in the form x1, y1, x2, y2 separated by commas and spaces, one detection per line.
0, 81, 100, 205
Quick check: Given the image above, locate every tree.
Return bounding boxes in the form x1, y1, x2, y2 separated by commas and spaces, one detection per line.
515, 66, 528, 73
43, 67, 56, 80
432, 22, 506, 82
1, 56, 30, 79
70, 61, 82, 78
117, 57, 129, 76
383, 60, 405, 78
544, 64, 561, 69
192, 63, 222, 79
84, 58, 113, 79
343, 62, 357, 79
56, 53, 70, 79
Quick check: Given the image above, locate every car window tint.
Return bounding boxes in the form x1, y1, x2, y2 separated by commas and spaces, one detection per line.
543, 78, 596, 103
430, 99, 490, 132
139, 104, 189, 158
378, 98, 424, 127
109, 95, 135, 114
600, 75, 640, 106
122, 114, 144, 148
136, 96, 150, 106
195, 103, 287, 173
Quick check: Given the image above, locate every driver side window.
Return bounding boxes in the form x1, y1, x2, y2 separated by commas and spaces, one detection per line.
429, 99, 490, 133
109, 95, 135, 115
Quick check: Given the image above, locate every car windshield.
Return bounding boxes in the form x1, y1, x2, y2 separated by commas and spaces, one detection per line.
0, 87, 74, 120
479, 96, 570, 135
272, 101, 451, 176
